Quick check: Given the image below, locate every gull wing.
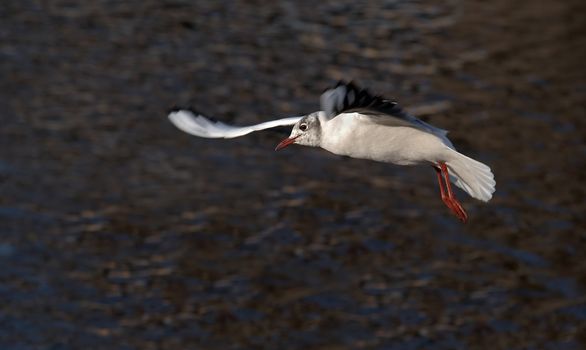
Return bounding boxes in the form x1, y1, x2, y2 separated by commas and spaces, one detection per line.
168, 109, 302, 139
320, 81, 448, 137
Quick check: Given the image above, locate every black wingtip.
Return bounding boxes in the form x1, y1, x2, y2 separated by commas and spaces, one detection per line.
322, 80, 404, 117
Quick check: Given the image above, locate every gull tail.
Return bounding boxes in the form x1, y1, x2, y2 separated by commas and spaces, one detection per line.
445, 150, 496, 202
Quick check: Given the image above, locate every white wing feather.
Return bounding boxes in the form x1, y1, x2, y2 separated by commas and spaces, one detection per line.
168, 110, 302, 139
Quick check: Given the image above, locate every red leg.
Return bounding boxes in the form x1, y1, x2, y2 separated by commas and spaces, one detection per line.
438, 162, 468, 223
434, 165, 458, 215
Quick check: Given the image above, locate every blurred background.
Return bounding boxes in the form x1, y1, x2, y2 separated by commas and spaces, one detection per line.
1, 0, 585, 348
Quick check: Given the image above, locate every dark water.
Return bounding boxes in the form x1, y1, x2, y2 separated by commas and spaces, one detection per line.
1, 0, 585, 348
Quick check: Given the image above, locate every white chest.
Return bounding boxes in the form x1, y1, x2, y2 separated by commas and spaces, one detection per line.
320, 115, 447, 165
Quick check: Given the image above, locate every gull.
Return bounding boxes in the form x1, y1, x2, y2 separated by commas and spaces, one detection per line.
168, 81, 495, 222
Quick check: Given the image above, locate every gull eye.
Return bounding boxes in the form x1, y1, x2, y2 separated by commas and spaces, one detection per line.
299, 123, 308, 131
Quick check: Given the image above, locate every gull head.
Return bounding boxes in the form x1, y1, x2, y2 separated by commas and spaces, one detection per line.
275, 113, 322, 150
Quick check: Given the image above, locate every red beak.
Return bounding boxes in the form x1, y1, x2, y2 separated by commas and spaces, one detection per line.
275, 136, 299, 151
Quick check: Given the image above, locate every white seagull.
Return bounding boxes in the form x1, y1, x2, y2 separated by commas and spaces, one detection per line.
168, 81, 495, 222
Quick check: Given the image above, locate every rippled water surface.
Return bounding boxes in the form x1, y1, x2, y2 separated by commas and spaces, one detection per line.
1, 0, 585, 348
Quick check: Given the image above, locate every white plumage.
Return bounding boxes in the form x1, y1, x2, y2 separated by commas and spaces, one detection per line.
168, 110, 301, 139
168, 82, 495, 222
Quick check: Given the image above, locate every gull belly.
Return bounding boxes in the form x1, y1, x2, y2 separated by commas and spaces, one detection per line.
320, 114, 451, 166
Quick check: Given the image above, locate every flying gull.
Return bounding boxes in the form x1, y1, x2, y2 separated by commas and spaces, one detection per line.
168, 81, 495, 222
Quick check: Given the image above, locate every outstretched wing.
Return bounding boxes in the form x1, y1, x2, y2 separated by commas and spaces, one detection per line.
168, 108, 302, 139
320, 81, 448, 137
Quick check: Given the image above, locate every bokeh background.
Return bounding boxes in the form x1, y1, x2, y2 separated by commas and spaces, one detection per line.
1, 0, 585, 348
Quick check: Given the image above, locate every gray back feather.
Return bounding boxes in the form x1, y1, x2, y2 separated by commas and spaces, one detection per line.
320, 81, 448, 137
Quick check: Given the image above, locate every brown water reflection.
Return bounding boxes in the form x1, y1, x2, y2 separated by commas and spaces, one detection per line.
1, 0, 585, 348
